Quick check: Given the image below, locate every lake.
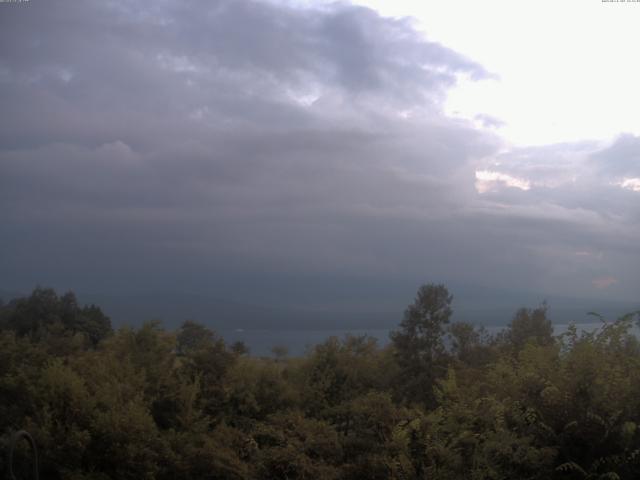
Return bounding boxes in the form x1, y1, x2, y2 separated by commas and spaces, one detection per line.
221, 322, 617, 357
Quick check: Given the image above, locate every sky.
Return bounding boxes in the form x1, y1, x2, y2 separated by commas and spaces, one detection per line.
347, 0, 640, 146
1, 0, 639, 317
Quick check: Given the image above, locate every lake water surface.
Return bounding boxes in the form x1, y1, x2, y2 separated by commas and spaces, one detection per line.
222, 322, 617, 357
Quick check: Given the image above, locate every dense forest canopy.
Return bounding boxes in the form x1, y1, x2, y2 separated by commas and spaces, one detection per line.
2, 286, 640, 479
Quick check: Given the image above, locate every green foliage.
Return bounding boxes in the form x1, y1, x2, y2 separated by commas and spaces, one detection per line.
504, 303, 554, 352
3, 286, 640, 479
226, 357, 297, 421
0, 287, 112, 348
390, 283, 453, 406
448, 321, 496, 366
252, 412, 342, 479
300, 334, 391, 417
176, 319, 236, 418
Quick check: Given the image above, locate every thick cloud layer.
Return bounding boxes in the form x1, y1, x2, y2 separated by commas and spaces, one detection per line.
1, 0, 638, 312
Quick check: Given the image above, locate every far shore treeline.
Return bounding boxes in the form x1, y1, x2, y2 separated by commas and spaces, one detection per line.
2, 285, 640, 479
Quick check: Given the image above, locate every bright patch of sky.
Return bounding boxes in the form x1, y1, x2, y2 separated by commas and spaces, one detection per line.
618, 177, 640, 192
475, 170, 531, 193
305, 0, 640, 147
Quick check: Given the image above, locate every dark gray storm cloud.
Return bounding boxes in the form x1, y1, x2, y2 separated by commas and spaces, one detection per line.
1, 0, 638, 314
474, 136, 640, 299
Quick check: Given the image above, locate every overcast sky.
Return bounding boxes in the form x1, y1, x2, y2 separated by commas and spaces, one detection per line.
1, 0, 639, 309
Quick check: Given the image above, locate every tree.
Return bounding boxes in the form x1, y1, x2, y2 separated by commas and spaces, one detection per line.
175, 320, 235, 417
390, 284, 453, 406
271, 345, 289, 362
231, 340, 250, 356
1, 287, 111, 347
506, 303, 553, 351
176, 320, 215, 355
301, 335, 385, 418
448, 321, 495, 366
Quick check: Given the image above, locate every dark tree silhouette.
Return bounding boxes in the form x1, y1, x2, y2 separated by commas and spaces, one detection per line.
390, 283, 453, 406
